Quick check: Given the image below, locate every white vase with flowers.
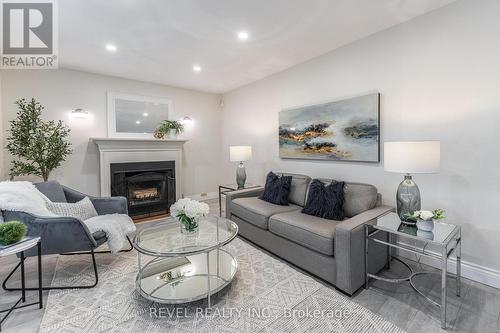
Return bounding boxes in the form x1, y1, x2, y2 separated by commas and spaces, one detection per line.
170, 198, 209, 235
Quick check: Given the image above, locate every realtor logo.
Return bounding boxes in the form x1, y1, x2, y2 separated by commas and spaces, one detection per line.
1, 0, 58, 68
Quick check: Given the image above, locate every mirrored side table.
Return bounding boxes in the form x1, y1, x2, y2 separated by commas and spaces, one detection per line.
364, 212, 461, 329
0, 237, 42, 331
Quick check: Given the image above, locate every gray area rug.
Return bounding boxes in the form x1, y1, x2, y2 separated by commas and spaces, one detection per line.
39, 235, 405, 333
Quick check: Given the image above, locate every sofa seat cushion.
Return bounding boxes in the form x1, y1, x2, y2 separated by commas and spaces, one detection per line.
231, 197, 300, 229
269, 210, 340, 256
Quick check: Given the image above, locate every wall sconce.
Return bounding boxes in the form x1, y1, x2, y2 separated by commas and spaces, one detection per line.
71, 108, 89, 119
180, 116, 193, 124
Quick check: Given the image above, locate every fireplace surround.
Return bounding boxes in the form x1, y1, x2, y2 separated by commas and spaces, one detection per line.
91, 137, 187, 215
110, 161, 176, 218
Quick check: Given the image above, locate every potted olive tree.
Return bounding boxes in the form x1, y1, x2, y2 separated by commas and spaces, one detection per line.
6, 98, 72, 181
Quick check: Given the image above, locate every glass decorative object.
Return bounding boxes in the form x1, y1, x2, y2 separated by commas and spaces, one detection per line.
230, 146, 252, 189
179, 217, 199, 235
396, 174, 421, 221
236, 162, 247, 189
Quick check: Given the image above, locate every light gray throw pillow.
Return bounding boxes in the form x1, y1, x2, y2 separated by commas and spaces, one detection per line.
46, 197, 98, 221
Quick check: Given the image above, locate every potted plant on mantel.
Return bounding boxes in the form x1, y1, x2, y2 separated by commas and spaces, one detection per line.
154, 120, 184, 139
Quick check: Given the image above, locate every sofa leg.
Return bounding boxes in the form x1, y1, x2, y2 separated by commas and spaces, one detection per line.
334, 286, 356, 297
2, 250, 99, 291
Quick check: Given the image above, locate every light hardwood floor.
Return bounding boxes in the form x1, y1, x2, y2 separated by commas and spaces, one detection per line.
1, 199, 499, 332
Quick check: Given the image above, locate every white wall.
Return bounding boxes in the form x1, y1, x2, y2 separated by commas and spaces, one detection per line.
1, 68, 222, 197
0, 71, 3, 179
221, 0, 500, 278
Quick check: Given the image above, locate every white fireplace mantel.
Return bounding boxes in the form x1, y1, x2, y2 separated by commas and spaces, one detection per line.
90, 138, 187, 198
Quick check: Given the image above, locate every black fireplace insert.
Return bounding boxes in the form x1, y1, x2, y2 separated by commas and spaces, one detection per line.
110, 161, 175, 218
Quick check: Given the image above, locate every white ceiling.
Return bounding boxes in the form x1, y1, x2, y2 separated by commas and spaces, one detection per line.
59, 0, 455, 93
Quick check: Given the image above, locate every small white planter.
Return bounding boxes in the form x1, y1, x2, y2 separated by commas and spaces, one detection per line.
167, 132, 178, 139
417, 229, 434, 240
416, 219, 434, 232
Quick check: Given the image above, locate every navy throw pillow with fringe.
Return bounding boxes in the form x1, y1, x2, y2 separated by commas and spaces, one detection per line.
259, 172, 292, 206
302, 179, 345, 220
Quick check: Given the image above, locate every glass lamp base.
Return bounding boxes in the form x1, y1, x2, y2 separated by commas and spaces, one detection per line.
236, 162, 247, 189
397, 174, 421, 221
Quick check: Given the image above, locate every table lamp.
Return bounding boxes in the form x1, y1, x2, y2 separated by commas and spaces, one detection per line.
384, 141, 440, 221
230, 146, 252, 189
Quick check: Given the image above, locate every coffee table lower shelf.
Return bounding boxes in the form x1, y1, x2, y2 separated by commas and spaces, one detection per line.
136, 248, 237, 304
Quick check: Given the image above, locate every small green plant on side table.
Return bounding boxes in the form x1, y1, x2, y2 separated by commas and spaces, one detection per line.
0, 221, 27, 246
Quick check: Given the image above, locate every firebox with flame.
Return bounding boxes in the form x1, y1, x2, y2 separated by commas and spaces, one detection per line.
131, 188, 159, 201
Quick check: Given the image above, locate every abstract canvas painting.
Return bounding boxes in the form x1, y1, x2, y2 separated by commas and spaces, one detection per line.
279, 93, 380, 162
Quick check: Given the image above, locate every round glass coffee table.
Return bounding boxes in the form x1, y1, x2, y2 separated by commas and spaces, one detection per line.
133, 216, 238, 307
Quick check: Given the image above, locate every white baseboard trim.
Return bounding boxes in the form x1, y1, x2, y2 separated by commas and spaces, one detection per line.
185, 191, 218, 202
395, 241, 500, 290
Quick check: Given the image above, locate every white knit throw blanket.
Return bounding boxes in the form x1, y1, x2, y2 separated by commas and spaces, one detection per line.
0, 181, 135, 253
83, 214, 136, 253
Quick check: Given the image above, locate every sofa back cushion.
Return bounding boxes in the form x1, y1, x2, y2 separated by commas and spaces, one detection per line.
34, 181, 67, 203
276, 173, 311, 207
343, 182, 378, 217
314, 179, 378, 217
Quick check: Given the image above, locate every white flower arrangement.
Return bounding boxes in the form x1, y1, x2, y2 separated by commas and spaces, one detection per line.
170, 198, 209, 232
410, 209, 446, 221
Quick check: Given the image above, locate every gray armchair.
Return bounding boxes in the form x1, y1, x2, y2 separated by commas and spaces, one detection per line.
2, 181, 132, 291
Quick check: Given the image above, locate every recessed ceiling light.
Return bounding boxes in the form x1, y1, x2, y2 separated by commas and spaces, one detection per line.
135, 120, 141, 125
105, 44, 117, 52
192, 65, 202, 72
142, 112, 149, 117
237, 31, 249, 40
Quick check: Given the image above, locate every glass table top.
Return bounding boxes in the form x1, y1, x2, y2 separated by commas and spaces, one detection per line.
0, 237, 40, 257
373, 212, 459, 245
220, 183, 260, 191
133, 216, 238, 256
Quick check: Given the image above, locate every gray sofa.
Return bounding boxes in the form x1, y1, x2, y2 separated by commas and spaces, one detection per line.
225, 173, 392, 295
